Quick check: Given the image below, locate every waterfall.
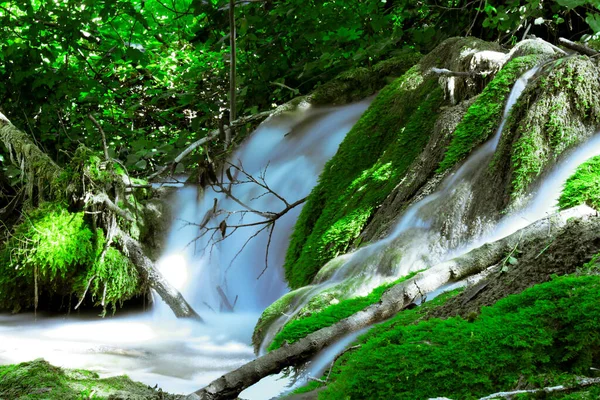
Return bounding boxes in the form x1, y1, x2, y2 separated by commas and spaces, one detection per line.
2, 65, 600, 400
154, 98, 372, 315
257, 66, 543, 356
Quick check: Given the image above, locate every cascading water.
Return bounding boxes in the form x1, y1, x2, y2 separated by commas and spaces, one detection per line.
1, 64, 600, 400
257, 66, 542, 357
0, 99, 371, 398
252, 64, 600, 396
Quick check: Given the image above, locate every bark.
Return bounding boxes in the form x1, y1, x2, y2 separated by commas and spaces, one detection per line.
0, 112, 62, 200
559, 37, 599, 57
228, 0, 237, 148
187, 205, 596, 399
115, 229, 202, 320
0, 111, 201, 320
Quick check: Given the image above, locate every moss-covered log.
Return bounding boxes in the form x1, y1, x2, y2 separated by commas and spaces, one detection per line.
0, 111, 200, 319
188, 206, 595, 399
0, 112, 62, 201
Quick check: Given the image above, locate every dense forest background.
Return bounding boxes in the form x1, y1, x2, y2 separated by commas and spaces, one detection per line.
1, 0, 599, 186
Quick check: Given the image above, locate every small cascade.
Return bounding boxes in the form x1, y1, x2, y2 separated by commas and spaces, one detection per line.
155, 98, 372, 316
258, 66, 542, 353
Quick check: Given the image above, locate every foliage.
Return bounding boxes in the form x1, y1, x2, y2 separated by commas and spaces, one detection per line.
558, 155, 600, 210
268, 272, 418, 351
438, 54, 545, 172
0, 203, 142, 313
284, 65, 445, 288
0, 358, 176, 399
506, 56, 600, 198
315, 275, 600, 399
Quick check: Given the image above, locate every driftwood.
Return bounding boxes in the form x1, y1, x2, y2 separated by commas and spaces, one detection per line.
216, 285, 234, 312
0, 112, 201, 319
430, 67, 484, 77
559, 37, 600, 57
477, 376, 600, 399
186, 205, 595, 399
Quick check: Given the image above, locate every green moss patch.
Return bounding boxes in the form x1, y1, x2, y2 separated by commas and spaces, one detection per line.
504, 56, 600, 199
315, 275, 600, 400
438, 54, 545, 172
310, 51, 421, 106
0, 202, 143, 313
558, 155, 600, 211
0, 359, 179, 399
284, 65, 445, 288
268, 272, 418, 351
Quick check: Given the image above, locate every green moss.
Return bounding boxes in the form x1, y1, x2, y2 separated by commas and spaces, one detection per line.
73, 246, 142, 316
0, 359, 177, 399
437, 54, 544, 172
558, 155, 600, 211
507, 56, 600, 198
310, 51, 421, 106
252, 286, 312, 349
285, 65, 446, 288
0, 202, 143, 313
268, 272, 419, 351
316, 275, 600, 400
291, 288, 463, 395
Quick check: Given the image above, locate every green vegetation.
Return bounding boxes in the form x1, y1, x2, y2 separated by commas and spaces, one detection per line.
0, 359, 176, 399
284, 65, 445, 288
311, 275, 600, 400
290, 288, 463, 396
558, 155, 600, 211
310, 51, 421, 106
438, 54, 545, 172
507, 56, 600, 198
0, 203, 143, 313
268, 272, 418, 351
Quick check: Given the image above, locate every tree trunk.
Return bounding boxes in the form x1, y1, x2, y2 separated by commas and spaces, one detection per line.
0, 112, 201, 320
116, 229, 202, 320
187, 205, 596, 399
227, 0, 237, 148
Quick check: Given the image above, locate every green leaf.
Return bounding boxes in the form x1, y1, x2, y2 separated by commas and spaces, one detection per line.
586, 12, 600, 32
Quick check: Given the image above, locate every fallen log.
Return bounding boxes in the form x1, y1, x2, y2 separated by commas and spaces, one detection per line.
187, 205, 595, 399
558, 37, 600, 57
0, 111, 201, 320
115, 229, 202, 320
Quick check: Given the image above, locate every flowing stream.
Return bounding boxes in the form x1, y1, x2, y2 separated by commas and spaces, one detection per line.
0, 99, 372, 398
1, 67, 600, 399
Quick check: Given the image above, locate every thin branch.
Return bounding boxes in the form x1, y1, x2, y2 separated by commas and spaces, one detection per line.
87, 114, 110, 161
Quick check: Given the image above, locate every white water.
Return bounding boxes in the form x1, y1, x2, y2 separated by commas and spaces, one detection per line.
258, 67, 543, 354
2, 65, 600, 399
0, 99, 371, 398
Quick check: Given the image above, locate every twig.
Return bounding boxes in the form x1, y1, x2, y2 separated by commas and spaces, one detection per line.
559, 37, 599, 57
87, 114, 110, 161
478, 377, 600, 399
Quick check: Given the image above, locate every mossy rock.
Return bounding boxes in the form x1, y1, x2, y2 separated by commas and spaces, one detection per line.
283, 37, 505, 289
313, 275, 600, 399
494, 55, 600, 201
0, 202, 144, 314
0, 359, 180, 399
558, 155, 600, 211
310, 50, 421, 106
